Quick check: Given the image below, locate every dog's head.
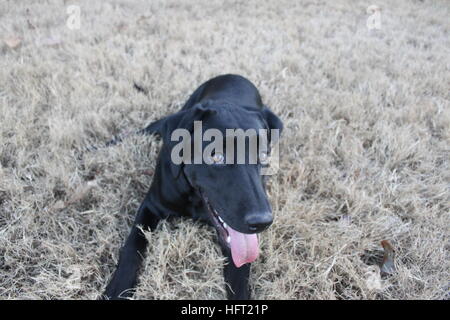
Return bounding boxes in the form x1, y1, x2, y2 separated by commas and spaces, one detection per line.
158, 102, 282, 267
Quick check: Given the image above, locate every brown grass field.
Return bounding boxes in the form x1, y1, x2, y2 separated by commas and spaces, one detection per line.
0, 0, 449, 299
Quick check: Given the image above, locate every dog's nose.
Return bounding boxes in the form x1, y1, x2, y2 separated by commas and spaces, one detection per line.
246, 213, 273, 233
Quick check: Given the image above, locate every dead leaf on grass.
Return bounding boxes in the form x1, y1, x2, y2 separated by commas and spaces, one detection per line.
50, 181, 97, 211
380, 240, 396, 275
4, 36, 22, 49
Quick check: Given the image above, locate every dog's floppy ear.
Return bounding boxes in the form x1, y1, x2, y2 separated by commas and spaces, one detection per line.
152, 103, 217, 179
261, 106, 283, 144
262, 106, 283, 132
144, 103, 215, 141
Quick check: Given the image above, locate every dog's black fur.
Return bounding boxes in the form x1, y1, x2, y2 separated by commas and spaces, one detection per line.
103, 74, 283, 300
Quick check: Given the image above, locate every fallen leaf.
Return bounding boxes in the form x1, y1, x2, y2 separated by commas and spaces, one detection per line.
380, 240, 396, 275
3, 36, 22, 49
62, 180, 97, 207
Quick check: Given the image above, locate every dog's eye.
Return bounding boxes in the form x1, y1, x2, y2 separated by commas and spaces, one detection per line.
210, 152, 225, 164
259, 151, 268, 164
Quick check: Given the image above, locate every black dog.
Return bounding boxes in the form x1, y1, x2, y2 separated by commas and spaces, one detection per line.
103, 74, 283, 300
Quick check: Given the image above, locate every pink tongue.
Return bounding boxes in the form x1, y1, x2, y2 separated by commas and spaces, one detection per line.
226, 226, 259, 268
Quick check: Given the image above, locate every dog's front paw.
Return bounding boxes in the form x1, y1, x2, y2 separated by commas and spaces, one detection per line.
102, 285, 133, 300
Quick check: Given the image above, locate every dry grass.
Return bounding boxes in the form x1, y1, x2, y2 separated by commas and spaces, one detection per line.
0, 0, 449, 300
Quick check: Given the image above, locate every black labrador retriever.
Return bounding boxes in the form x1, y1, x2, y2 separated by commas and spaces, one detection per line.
103, 74, 283, 300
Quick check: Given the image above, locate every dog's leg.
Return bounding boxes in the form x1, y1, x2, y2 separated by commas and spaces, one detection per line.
103, 197, 161, 299
221, 247, 252, 300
